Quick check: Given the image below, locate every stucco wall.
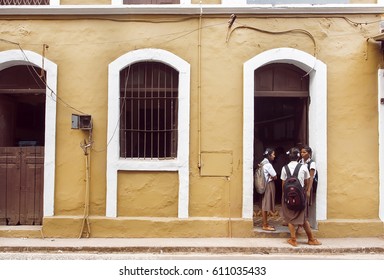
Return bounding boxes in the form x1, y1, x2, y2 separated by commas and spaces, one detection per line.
0, 7, 383, 237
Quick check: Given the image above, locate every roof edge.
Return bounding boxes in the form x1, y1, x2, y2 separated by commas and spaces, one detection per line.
0, 4, 384, 16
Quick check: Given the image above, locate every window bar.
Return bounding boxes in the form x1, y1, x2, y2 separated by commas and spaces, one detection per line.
123, 70, 128, 158
130, 67, 134, 159
170, 72, 174, 158
156, 64, 162, 158
163, 65, 167, 158
157, 66, 161, 158
150, 65, 154, 159
136, 64, 141, 158
143, 63, 147, 159
126, 66, 132, 158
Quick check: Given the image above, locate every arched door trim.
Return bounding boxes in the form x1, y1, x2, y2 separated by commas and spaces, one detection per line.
0, 49, 57, 218
243, 48, 327, 223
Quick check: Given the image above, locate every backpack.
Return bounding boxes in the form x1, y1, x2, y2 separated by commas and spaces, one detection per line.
307, 160, 318, 193
283, 163, 306, 211
254, 163, 267, 194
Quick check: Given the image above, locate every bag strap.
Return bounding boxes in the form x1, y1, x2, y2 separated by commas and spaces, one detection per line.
284, 165, 292, 178
307, 160, 312, 172
285, 163, 302, 179
293, 163, 302, 177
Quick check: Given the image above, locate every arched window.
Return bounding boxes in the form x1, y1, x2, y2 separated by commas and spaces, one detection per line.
107, 49, 190, 218
119, 62, 179, 159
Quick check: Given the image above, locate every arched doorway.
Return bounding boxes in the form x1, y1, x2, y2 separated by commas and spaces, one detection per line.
253, 63, 310, 227
242, 48, 328, 232
0, 49, 57, 225
0, 65, 46, 225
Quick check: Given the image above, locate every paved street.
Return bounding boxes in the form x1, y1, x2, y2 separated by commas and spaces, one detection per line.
1, 237, 383, 280
1, 252, 384, 260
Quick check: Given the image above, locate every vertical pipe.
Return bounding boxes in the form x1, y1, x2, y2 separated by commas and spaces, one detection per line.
197, 1, 203, 170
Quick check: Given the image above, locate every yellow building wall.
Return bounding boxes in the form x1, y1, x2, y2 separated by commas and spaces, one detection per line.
0, 6, 383, 237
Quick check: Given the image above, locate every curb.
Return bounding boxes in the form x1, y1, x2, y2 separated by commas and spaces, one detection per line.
1, 245, 384, 255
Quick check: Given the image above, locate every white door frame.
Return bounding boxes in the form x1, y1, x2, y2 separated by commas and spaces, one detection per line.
242, 48, 327, 223
0, 49, 57, 217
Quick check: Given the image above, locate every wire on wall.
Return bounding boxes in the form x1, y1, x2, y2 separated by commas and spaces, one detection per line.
79, 127, 93, 238
227, 24, 318, 57
1, 38, 88, 115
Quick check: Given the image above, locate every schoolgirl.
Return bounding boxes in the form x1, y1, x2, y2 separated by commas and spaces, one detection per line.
280, 147, 321, 247
300, 145, 318, 229
260, 148, 277, 231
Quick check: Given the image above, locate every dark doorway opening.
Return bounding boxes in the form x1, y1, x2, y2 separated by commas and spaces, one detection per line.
253, 63, 309, 229
254, 96, 308, 204
0, 65, 46, 225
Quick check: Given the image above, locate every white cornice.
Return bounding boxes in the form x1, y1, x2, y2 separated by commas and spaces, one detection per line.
0, 4, 384, 16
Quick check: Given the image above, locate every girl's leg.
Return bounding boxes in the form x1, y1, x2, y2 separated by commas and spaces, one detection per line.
262, 211, 267, 227
262, 211, 275, 231
287, 223, 298, 247
303, 220, 321, 245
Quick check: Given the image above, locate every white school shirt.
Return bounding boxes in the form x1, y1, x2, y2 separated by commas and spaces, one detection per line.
280, 161, 310, 188
260, 158, 277, 183
300, 158, 317, 177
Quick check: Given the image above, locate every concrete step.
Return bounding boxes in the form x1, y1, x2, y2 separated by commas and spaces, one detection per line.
0, 226, 43, 238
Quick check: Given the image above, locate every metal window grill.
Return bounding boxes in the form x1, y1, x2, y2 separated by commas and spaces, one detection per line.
0, 0, 49, 4
120, 62, 179, 160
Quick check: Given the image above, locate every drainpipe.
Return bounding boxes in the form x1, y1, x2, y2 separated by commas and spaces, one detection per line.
197, 1, 203, 172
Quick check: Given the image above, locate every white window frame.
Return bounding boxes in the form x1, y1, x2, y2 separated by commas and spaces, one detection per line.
242, 48, 327, 224
0, 49, 57, 217
378, 69, 384, 221
106, 48, 190, 218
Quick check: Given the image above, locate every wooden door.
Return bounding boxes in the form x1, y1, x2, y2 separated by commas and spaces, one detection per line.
0, 146, 44, 225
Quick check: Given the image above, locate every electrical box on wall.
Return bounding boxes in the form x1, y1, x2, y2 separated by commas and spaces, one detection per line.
71, 114, 92, 130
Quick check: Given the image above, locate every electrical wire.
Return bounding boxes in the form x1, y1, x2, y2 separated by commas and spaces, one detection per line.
227, 24, 317, 57
1, 13, 379, 151
1, 38, 88, 115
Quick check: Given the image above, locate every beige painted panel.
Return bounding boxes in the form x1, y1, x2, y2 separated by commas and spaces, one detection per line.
117, 171, 179, 217
200, 152, 233, 177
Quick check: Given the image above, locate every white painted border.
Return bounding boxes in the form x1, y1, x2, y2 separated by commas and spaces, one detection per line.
242, 48, 327, 223
0, 49, 57, 217
378, 69, 384, 221
107, 48, 190, 218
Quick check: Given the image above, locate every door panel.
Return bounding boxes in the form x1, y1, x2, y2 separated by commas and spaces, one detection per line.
24, 147, 44, 225
0, 146, 44, 225
0, 148, 7, 225
4, 148, 20, 225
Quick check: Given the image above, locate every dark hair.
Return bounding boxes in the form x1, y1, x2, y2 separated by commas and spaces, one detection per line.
263, 147, 275, 158
288, 147, 300, 161
301, 145, 312, 157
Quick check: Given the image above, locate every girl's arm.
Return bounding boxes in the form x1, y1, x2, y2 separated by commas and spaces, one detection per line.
306, 169, 315, 198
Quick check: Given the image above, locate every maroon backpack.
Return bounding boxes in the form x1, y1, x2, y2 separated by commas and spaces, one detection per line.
283, 164, 306, 211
